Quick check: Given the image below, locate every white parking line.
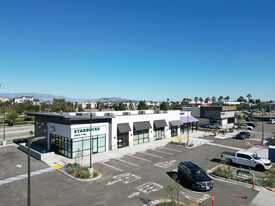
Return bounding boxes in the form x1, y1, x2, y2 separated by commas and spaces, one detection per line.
142, 152, 163, 158
162, 147, 182, 152
151, 149, 173, 155
128, 155, 152, 162
116, 158, 139, 167
98, 162, 123, 172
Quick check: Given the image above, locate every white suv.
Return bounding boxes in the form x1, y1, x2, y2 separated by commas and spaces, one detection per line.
206, 123, 221, 129
242, 124, 253, 130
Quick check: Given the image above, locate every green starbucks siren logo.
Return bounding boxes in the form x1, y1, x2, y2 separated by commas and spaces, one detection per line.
74, 127, 100, 134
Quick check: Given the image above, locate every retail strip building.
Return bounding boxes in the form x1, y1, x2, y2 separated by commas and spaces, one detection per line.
27, 110, 198, 158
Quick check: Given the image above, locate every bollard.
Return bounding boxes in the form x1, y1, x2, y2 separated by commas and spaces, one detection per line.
252, 176, 255, 189
212, 194, 214, 206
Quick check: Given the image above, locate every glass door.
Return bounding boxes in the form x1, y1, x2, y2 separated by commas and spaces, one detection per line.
92, 138, 98, 153
117, 133, 129, 148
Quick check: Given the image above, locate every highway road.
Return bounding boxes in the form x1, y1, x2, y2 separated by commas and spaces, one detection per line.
0, 125, 34, 141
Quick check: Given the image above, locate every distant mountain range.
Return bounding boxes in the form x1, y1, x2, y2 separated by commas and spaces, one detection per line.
0, 93, 130, 102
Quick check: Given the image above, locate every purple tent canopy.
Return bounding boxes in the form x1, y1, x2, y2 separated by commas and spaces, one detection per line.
180, 116, 198, 123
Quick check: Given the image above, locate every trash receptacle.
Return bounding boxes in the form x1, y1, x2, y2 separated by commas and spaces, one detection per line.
268, 146, 275, 163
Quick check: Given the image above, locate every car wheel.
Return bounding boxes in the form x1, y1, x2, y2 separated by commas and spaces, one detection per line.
256, 164, 265, 172
178, 172, 182, 179
191, 183, 197, 191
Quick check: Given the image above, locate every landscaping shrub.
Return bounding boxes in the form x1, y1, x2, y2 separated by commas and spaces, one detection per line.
188, 143, 194, 147
93, 171, 99, 177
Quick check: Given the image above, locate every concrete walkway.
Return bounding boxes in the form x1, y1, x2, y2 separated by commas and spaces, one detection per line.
42, 130, 238, 167
249, 188, 275, 206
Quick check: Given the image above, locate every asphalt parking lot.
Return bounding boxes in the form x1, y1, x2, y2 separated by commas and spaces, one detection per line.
0, 138, 260, 206
0, 146, 48, 180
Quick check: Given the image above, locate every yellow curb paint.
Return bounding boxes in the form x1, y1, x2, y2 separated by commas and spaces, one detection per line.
53, 165, 62, 169
197, 196, 211, 204
166, 136, 193, 143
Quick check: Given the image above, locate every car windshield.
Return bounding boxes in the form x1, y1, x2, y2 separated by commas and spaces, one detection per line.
191, 168, 206, 176
252, 153, 261, 160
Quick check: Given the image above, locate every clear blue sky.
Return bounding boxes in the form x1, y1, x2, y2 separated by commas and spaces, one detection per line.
0, 0, 274, 101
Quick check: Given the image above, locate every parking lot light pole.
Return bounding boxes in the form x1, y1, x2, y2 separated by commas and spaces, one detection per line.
3, 111, 6, 144
89, 113, 93, 174
261, 109, 264, 145
28, 136, 46, 206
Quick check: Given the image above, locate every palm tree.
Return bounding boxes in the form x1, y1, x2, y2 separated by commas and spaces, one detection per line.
205, 97, 210, 103
194, 97, 198, 105
199, 97, 204, 104
218, 96, 223, 105
211, 96, 216, 103
224, 96, 230, 103
247, 94, 252, 102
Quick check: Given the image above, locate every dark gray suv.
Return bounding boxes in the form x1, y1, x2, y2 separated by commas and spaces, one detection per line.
236, 131, 250, 139
178, 161, 213, 191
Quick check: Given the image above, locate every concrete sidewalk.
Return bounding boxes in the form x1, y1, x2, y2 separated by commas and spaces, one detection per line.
42, 130, 239, 167
249, 187, 275, 206
43, 131, 208, 167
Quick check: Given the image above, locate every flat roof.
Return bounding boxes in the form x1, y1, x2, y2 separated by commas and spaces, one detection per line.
26, 112, 113, 120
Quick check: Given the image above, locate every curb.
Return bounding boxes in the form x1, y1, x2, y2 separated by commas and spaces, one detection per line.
207, 166, 261, 190
143, 199, 185, 206
56, 168, 102, 182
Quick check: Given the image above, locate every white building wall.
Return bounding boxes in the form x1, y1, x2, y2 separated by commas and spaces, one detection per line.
110, 110, 181, 150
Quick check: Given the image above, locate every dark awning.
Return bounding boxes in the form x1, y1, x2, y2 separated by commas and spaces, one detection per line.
169, 120, 182, 127
134, 121, 152, 131
154, 120, 167, 128
117, 123, 131, 133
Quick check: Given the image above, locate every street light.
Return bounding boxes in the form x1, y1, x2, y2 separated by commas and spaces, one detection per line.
187, 108, 190, 146
27, 136, 46, 206
261, 109, 265, 146
89, 113, 93, 174
3, 111, 6, 145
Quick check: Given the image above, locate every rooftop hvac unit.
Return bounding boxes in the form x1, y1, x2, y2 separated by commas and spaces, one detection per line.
104, 113, 114, 116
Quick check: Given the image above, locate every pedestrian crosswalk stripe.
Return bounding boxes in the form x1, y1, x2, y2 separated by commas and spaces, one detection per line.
0, 167, 55, 186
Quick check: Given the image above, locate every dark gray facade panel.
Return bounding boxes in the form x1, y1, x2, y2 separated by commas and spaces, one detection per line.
134, 121, 152, 131
169, 120, 182, 127
34, 117, 48, 148
117, 123, 131, 133
154, 120, 167, 128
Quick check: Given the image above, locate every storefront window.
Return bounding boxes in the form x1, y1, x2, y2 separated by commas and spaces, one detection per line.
133, 130, 149, 145
50, 134, 72, 158
71, 135, 106, 158
171, 126, 178, 137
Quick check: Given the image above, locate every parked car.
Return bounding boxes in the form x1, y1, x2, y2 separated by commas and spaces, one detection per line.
205, 123, 221, 129
221, 150, 271, 171
242, 124, 253, 130
178, 161, 214, 191
236, 131, 250, 139
246, 123, 256, 128
268, 119, 275, 124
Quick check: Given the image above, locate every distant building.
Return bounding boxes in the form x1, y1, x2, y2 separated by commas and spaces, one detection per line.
182, 106, 236, 129
0, 98, 9, 103
14, 96, 34, 104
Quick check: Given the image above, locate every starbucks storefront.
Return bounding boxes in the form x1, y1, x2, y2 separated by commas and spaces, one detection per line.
48, 122, 109, 158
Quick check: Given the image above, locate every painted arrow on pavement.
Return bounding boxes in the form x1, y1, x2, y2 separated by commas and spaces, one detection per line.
128, 192, 140, 198
106, 180, 119, 185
